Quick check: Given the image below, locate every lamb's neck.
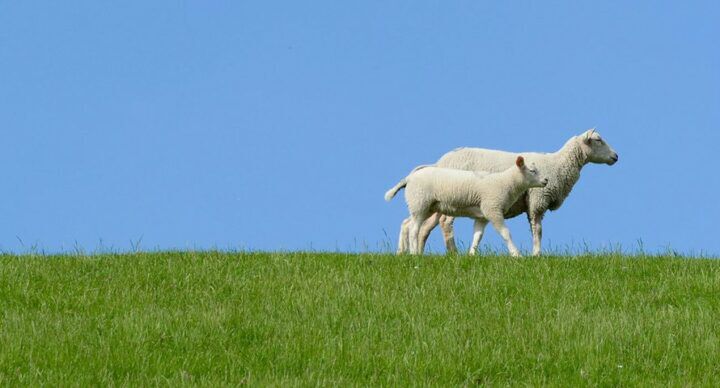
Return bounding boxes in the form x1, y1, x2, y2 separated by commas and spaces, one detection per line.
467, 172, 518, 205
501, 171, 530, 204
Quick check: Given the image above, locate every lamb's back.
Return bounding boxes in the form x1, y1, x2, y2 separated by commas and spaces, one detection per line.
407, 167, 506, 216
407, 166, 480, 191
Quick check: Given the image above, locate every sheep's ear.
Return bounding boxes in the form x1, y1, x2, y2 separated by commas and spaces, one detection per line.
516, 156, 525, 169
584, 128, 596, 143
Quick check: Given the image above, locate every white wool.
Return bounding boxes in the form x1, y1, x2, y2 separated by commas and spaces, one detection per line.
393, 129, 618, 255
385, 158, 546, 256
401, 167, 533, 217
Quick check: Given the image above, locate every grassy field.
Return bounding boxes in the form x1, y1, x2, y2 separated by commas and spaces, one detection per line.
1, 252, 720, 386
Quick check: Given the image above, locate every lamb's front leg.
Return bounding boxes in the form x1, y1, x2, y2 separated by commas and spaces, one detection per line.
469, 219, 488, 255
489, 216, 521, 257
439, 215, 458, 253
529, 213, 544, 256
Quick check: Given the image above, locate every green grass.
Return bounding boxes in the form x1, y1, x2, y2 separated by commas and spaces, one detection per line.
1, 252, 720, 386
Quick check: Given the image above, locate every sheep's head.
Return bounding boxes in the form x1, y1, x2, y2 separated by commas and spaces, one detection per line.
516, 156, 548, 188
579, 129, 619, 165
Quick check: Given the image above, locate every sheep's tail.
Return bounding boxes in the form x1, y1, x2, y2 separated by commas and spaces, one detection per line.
384, 164, 433, 202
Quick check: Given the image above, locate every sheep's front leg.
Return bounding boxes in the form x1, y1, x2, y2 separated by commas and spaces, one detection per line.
397, 217, 412, 254
529, 213, 544, 256
489, 216, 521, 257
439, 215, 458, 253
469, 219, 488, 255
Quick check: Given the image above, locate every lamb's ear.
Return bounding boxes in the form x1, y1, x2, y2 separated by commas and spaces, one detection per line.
515, 156, 525, 169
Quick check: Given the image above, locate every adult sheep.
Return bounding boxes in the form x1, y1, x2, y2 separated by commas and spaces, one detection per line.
395, 129, 618, 255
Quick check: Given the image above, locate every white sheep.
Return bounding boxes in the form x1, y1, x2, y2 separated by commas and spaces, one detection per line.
395, 129, 618, 255
385, 156, 548, 256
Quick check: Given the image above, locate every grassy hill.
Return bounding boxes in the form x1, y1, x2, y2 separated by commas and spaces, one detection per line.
1, 252, 719, 385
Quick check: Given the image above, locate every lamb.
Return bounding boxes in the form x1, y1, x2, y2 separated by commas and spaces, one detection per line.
385, 156, 548, 256
395, 129, 619, 255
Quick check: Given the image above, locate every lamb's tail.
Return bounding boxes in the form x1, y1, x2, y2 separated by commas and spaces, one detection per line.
384, 164, 433, 202
384, 178, 407, 202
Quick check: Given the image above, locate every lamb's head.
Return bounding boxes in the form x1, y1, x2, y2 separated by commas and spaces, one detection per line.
516, 156, 548, 188
579, 129, 619, 165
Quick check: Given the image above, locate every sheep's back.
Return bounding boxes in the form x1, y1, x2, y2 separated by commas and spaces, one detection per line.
437, 148, 548, 172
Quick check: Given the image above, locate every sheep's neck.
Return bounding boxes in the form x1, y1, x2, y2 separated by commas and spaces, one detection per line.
547, 139, 587, 204
558, 138, 588, 170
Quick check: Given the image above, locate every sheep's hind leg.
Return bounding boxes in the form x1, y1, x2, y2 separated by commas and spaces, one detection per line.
439, 215, 458, 253
469, 219, 488, 255
529, 213, 544, 256
489, 216, 521, 257
397, 217, 411, 254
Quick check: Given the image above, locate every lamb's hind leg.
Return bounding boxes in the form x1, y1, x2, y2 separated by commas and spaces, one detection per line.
469, 218, 488, 255
439, 215, 458, 253
489, 215, 521, 257
409, 214, 431, 255
417, 213, 440, 254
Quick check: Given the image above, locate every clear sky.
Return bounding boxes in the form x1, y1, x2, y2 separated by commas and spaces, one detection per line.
1, 1, 718, 254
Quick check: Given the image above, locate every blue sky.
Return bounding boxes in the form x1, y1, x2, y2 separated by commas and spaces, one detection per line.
1, 1, 718, 254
